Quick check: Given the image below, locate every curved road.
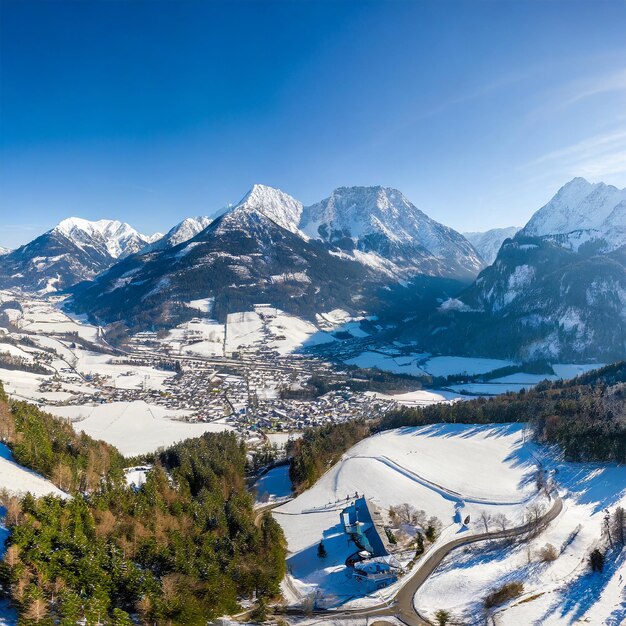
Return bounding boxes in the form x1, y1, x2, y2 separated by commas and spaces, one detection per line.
278, 493, 563, 625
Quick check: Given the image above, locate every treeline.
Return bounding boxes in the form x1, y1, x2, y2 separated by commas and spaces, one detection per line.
286, 363, 626, 491
0, 382, 286, 625
0, 352, 52, 376
0, 386, 125, 492
287, 420, 372, 491
379, 362, 626, 463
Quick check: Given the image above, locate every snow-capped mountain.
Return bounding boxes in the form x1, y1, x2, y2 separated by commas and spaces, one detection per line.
464, 226, 521, 264
0, 247, 10, 256
232, 184, 305, 235
520, 177, 626, 252
0, 218, 159, 292
70, 185, 379, 327
55, 218, 158, 259
68, 184, 489, 328
301, 186, 484, 279
147, 216, 212, 251
404, 179, 626, 361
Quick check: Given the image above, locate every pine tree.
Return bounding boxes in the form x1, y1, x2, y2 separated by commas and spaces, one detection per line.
612, 507, 625, 546
435, 609, 451, 626
589, 548, 605, 572
317, 541, 327, 559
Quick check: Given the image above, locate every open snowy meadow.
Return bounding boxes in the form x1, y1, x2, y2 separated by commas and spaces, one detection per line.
273, 423, 626, 624
274, 423, 544, 607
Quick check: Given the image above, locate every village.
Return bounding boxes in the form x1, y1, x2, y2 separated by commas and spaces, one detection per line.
0, 297, 399, 445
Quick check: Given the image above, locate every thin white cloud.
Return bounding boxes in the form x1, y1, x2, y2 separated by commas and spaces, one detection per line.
523, 127, 626, 184
563, 67, 626, 106
528, 129, 626, 167
528, 66, 626, 120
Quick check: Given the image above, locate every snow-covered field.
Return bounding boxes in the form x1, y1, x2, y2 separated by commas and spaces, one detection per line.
342, 347, 605, 399
0, 443, 65, 498
274, 424, 626, 623
273, 424, 545, 608
366, 389, 462, 406
159, 306, 338, 357
44, 401, 234, 456
414, 444, 626, 625
345, 351, 427, 377
422, 356, 516, 377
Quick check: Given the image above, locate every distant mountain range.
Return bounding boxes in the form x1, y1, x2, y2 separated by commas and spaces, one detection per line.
1, 177, 624, 362
464, 226, 521, 264
0, 218, 161, 292
404, 178, 626, 361
0, 185, 483, 296
68, 184, 478, 327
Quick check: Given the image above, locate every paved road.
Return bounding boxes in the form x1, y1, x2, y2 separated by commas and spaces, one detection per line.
278, 494, 563, 625
254, 498, 293, 527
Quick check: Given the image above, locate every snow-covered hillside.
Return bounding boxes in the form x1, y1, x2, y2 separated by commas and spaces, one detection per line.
274, 424, 547, 608
274, 423, 626, 624
413, 426, 626, 625
45, 401, 234, 456
0, 443, 65, 498
464, 226, 521, 263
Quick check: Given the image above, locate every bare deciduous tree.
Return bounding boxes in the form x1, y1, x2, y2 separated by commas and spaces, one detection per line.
492, 513, 510, 532
480, 510, 493, 532
538, 543, 558, 562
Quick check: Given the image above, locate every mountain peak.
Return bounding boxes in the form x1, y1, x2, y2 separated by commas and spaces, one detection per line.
52, 217, 155, 259
522, 178, 626, 244
55, 217, 124, 238
229, 184, 304, 235
301, 185, 484, 279
148, 216, 212, 251
301, 185, 424, 244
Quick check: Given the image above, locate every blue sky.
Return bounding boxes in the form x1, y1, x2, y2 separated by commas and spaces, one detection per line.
1, 0, 625, 248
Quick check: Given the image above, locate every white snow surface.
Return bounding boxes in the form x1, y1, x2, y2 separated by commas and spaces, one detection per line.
521, 177, 626, 251
274, 424, 544, 608
0, 443, 65, 498
345, 351, 427, 377
253, 465, 293, 504
422, 356, 516, 377
44, 401, 234, 456
414, 436, 626, 626
464, 226, 521, 264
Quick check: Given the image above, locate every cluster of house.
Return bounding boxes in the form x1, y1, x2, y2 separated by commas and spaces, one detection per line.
340, 496, 401, 590
229, 389, 395, 433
